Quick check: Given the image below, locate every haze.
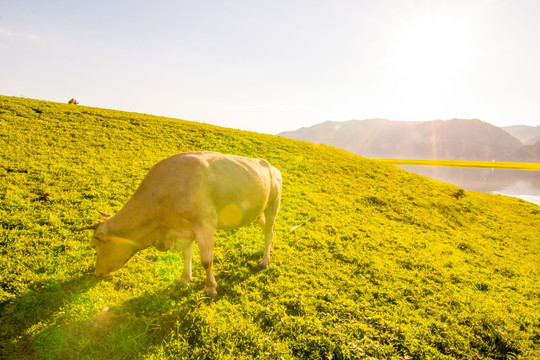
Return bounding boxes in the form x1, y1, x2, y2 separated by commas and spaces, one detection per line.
1, 0, 539, 134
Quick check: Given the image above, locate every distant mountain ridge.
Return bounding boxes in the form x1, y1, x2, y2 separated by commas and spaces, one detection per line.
279, 118, 540, 161
503, 125, 540, 145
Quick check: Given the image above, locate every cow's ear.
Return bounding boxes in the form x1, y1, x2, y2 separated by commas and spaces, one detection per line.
76, 223, 98, 231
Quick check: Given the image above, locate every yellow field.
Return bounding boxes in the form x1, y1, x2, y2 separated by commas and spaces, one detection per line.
376, 158, 540, 171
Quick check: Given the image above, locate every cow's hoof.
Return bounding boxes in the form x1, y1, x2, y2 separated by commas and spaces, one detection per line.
259, 260, 269, 269
204, 287, 218, 297
178, 276, 191, 286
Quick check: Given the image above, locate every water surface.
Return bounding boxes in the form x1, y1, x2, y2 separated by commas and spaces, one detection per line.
399, 166, 540, 206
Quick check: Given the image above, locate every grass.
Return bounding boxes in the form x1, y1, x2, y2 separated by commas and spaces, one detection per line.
376, 159, 540, 171
1, 95, 539, 359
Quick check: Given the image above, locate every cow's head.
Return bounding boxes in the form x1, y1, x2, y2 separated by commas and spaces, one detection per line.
77, 211, 141, 277
90, 233, 141, 276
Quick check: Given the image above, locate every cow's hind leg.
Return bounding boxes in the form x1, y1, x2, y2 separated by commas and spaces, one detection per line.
195, 226, 218, 297
259, 199, 280, 269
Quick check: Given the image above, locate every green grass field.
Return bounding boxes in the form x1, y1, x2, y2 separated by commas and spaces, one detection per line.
376, 159, 540, 171
1, 95, 539, 359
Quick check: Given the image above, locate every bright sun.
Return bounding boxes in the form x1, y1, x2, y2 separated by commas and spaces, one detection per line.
392, 17, 472, 84
378, 3, 479, 119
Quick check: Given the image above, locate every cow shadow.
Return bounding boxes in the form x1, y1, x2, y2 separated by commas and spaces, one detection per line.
0, 250, 272, 359
213, 252, 269, 294
97, 259, 270, 359
0, 272, 99, 357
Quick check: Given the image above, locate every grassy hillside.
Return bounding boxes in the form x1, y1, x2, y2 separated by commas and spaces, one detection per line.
1, 95, 539, 359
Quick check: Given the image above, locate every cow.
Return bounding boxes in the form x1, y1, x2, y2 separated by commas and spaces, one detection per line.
77, 151, 282, 296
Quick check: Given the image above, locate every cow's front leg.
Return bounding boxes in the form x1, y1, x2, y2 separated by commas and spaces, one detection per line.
195, 226, 218, 297
178, 239, 194, 286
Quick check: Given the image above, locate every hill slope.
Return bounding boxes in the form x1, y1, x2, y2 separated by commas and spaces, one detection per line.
1, 95, 539, 359
280, 119, 532, 161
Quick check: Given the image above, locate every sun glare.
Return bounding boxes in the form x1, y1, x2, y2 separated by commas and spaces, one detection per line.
389, 14, 474, 87
377, 3, 480, 119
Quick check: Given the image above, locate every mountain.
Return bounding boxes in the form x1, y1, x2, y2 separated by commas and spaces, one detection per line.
503, 124, 540, 145
280, 118, 535, 161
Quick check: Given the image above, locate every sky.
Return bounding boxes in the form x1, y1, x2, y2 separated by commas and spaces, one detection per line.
1, 0, 540, 135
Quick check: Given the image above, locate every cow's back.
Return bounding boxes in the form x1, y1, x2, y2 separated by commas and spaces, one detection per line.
194, 152, 280, 229
121, 152, 280, 230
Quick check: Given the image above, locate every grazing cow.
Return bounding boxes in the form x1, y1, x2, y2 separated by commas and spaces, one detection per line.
77, 152, 282, 296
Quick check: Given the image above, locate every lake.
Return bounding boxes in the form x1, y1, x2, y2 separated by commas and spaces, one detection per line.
399, 166, 540, 206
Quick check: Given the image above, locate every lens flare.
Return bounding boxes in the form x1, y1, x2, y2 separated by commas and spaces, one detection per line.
220, 203, 243, 227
